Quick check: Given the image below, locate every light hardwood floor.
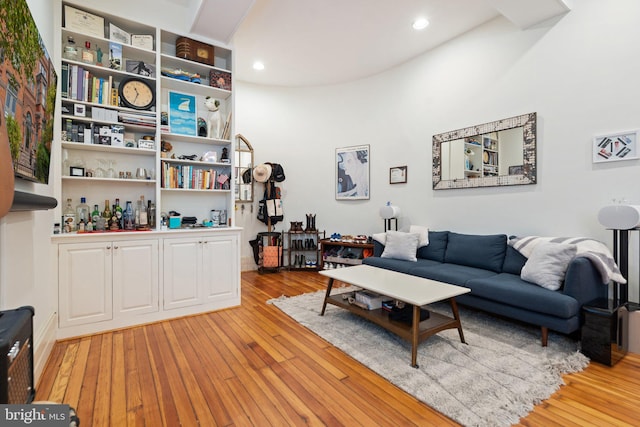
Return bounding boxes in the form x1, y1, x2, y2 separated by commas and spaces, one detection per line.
37, 270, 640, 426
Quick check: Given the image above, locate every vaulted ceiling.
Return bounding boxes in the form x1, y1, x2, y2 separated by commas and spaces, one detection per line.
167, 0, 571, 87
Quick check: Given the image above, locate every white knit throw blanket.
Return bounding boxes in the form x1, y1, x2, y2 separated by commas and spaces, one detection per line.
509, 236, 626, 284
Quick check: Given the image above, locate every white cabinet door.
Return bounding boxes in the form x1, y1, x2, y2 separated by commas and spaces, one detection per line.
59, 242, 113, 327
163, 237, 201, 310
113, 239, 159, 317
201, 234, 239, 303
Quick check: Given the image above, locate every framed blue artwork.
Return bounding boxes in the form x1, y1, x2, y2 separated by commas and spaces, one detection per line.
168, 91, 197, 136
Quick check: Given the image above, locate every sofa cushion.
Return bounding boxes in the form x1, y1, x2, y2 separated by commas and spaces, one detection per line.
444, 232, 507, 273
502, 245, 527, 275
381, 231, 419, 262
520, 242, 577, 291
416, 230, 449, 262
466, 273, 580, 319
409, 225, 429, 247
408, 263, 497, 286
363, 257, 440, 274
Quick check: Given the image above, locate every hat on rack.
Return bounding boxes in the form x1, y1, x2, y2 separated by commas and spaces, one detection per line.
253, 163, 272, 183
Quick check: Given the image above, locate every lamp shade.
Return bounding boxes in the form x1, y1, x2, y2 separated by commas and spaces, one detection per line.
380, 204, 400, 219
598, 205, 640, 229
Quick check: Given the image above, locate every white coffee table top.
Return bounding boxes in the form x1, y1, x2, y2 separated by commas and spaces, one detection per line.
319, 264, 470, 307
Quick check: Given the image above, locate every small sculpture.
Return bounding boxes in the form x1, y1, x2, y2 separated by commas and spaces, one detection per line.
96, 47, 103, 66
221, 147, 229, 161
204, 96, 222, 139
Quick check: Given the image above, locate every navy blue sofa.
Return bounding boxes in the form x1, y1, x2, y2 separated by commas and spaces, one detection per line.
362, 231, 607, 345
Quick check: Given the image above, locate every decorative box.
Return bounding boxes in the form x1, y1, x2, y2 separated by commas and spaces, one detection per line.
169, 216, 181, 229
209, 69, 232, 91
176, 37, 215, 66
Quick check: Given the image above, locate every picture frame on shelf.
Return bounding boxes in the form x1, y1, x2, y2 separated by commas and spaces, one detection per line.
108, 42, 122, 70
389, 166, 407, 184
109, 23, 131, 44
64, 5, 105, 38
593, 130, 638, 163
336, 145, 370, 200
131, 34, 154, 50
70, 167, 85, 177
168, 91, 197, 136
125, 60, 156, 77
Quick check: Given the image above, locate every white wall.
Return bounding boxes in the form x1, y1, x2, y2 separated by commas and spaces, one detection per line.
235, 0, 640, 302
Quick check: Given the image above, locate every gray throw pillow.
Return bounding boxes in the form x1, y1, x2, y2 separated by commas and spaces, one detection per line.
520, 242, 577, 291
381, 231, 419, 262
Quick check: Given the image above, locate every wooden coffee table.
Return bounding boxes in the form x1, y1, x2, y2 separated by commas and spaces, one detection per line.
319, 265, 470, 367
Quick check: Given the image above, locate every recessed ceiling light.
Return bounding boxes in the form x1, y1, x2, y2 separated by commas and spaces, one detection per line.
412, 18, 429, 30
253, 61, 265, 71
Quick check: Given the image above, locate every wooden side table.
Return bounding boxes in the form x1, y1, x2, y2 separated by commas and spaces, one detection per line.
581, 298, 627, 366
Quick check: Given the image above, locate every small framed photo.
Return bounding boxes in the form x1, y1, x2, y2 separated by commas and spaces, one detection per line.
125, 59, 156, 77
70, 166, 85, 177
593, 130, 638, 163
389, 166, 407, 184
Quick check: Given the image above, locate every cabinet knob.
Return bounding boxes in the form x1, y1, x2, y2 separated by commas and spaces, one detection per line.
106, 245, 111, 250
114, 246, 119, 250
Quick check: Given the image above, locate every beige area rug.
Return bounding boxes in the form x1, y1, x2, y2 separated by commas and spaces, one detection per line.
269, 288, 588, 427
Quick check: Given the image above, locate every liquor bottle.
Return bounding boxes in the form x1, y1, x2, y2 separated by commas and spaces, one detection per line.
63, 36, 79, 61
78, 219, 85, 232
63, 198, 76, 232
138, 195, 148, 227
81, 41, 96, 65
91, 204, 100, 223
123, 201, 134, 230
92, 204, 104, 231
148, 200, 156, 228
76, 197, 90, 226
114, 198, 123, 229
102, 199, 112, 228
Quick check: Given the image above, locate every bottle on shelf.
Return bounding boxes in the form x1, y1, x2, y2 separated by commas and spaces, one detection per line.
148, 200, 156, 229
138, 195, 148, 228
63, 36, 79, 61
78, 219, 85, 232
63, 198, 76, 232
81, 41, 96, 65
75, 197, 90, 226
92, 204, 105, 231
114, 199, 123, 229
123, 201, 135, 230
102, 199, 112, 228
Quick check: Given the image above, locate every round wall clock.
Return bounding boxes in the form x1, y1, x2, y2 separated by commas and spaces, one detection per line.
119, 77, 155, 110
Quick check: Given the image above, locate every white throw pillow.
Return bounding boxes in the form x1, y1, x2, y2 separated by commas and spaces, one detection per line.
409, 225, 429, 247
372, 232, 387, 245
380, 231, 419, 262
520, 242, 577, 291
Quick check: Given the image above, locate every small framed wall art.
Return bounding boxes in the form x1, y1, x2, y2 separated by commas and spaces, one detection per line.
593, 130, 638, 163
389, 166, 407, 184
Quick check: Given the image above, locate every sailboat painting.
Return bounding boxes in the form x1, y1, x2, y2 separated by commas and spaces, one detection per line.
168, 91, 197, 136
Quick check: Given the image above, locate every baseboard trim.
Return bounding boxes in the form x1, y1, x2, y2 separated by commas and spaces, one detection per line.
34, 311, 57, 385
241, 256, 258, 272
